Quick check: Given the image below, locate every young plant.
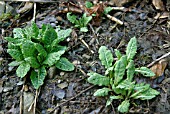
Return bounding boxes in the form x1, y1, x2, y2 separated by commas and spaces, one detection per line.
87, 37, 159, 113
67, 12, 92, 32
5, 22, 74, 89
85, 1, 113, 15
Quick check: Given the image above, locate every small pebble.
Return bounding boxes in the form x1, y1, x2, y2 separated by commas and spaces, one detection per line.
60, 72, 65, 76
57, 79, 62, 84
24, 85, 29, 91
3, 87, 13, 92
72, 60, 80, 66
17, 81, 24, 86
67, 38, 70, 42
57, 82, 68, 89
8, 66, 14, 71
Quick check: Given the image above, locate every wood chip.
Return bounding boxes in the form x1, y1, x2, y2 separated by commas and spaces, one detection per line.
152, 0, 165, 11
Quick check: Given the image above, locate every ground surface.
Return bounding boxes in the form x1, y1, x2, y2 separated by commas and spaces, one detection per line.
0, 0, 170, 114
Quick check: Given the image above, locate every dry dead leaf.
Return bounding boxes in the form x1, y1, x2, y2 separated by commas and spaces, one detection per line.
85, 3, 105, 26
154, 12, 169, 19
59, 2, 82, 14
159, 12, 170, 19
152, 0, 165, 11
154, 13, 161, 19
17, 2, 33, 13
150, 59, 168, 79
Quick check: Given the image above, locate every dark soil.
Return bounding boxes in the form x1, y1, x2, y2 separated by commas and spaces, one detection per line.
0, 0, 170, 114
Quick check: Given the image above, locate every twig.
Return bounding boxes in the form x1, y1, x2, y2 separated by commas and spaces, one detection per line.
147, 51, 170, 67
111, 7, 126, 11
61, 100, 98, 104
88, 23, 100, 46
32, 3, 36, 22
49, 85, 95, 113
76, 68, 88, 82
79, 36, 94, 54
88, 23, 97, 37
28, 100, 34, 112
28, 88, 41, 114
77, 67, 87, 76
19, 77, 26, 114
106, 14, 123, 25
111, 103, 116, 114
19, 85, 25, 114
33, 89, 39, 114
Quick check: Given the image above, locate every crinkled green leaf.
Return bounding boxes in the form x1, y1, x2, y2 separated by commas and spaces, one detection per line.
40, 24, 47, 36
85, 1, 93, 8
106, 95, 123, 106
34, 43, 47, 57
130, 83, 150, 98
30, 66, 46, 89
104, 7, 113, 14
7, 49, 23, 61
118, 100, 130, 113
55, 57, 74, 71
9, 61, 23, 67
135, 67, 155, 77
13, 28, 25, 39
74, 23, 80, 28
105, 66, 114, 75
131, 83, 159, 100
80, 13, 92, 27
16, 62, 30, 78
114, 49, 122, 60
67, 13, 92, 32
43, 50, 65, 66
21, 40, 36, 57
42, 25, 57, 45
87, 72, 110, 86
121, 55, 127, 66
116, 80, 135, 90
127, 60, 135, 81
24, 27, 32, 39
80, 27, 88, 32
94, 87, 112, 97
114, 56, 126, 85
51, 45, 67, 53
37, 53, 44, 63
30, 22, 39, 38
56, 28, 72, 43
134, 88, 160, 100
7, 42, 21, 50
5, 37, 23, 45
67, 12, 77, 24
126, 37, 137, 61
112, 84, 126, 95
99, 46, 113, 69
24, 22, 39, 39
25, 57, 40, 68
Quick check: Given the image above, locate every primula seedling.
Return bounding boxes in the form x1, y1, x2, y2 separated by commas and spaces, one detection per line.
85, 1, 94, 8
67, 12, 92, 32
87, 37, 159, 113
5, 22, 74, 89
